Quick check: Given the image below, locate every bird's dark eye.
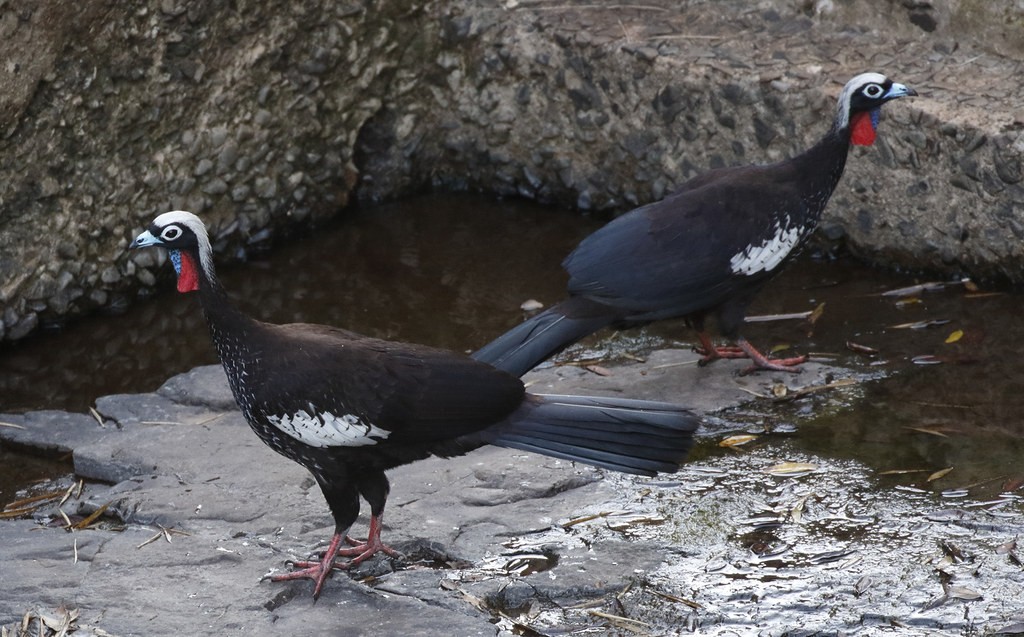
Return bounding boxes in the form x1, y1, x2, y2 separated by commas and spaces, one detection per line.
160, 226, 182, 241
862, 83, 884, 99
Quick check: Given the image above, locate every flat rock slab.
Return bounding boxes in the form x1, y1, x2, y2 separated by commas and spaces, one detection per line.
2, 352, 1021, 635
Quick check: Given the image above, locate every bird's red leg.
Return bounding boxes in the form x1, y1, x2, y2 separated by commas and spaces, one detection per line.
694, 331, 748, 365
337, 513, 400, 566
735, 337, 806, 375
272, 515, 401, 598
694, 333, 805, 373
268, 530, 346, 600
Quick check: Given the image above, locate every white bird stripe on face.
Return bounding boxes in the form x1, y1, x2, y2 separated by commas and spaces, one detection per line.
151, 210, 216, 277
729, 224, 801, 276
266, 410, 391, 448
835, 72, 889, 130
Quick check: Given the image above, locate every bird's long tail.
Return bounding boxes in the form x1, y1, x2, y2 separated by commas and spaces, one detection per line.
478, 394, 699, 476
471, 297, 615, 377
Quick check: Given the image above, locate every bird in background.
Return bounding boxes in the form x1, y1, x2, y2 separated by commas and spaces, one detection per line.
472, 72, 917, 377
130, 211, 699, 599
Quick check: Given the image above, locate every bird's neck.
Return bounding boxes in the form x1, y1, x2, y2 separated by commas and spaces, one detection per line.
790, 126, 852, 214
188, 251, 264, 413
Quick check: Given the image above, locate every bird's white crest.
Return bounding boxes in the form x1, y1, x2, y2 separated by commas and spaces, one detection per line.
729, 223, 801, 276
834, 72, 889, 131
266, 409, 391, 448
152, 210, 215, 277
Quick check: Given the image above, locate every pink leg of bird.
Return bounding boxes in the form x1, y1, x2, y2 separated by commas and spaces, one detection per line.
269, 530, 347, 600
336, 513, 400, 565
694, 332, 806, 374
694, 331, 748, 363
269, 514, 400, 599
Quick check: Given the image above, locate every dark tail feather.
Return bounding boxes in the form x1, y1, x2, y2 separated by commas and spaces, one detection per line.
471, 298, 615, 377
480, 394, 699, 476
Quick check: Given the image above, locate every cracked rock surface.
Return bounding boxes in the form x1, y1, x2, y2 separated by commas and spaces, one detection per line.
3, 352, 1022, 635
0, 355, 820, 634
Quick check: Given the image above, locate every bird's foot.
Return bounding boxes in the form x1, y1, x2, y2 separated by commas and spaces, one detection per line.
694, 344, 749, 365
336, 533, 401, 567
267, 532, 348, 600
736, 338, 806, 376
694, 333, 805, 374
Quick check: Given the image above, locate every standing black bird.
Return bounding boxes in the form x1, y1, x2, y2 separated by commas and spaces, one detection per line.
473, 72, 917, 377
130, 211, 699, 599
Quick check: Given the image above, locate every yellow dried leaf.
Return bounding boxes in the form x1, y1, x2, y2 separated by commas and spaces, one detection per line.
764, 462, 819, 477
807, 302, 826, 326
719, 434, 758, 448
945, 329, 964, 344
928, 466, 954, 482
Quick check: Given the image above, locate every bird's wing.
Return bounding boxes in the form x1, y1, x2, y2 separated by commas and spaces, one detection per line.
247, 323, 525, 447
564, 164, 809, 318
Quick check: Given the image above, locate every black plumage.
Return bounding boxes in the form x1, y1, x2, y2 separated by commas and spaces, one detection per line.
130, 212, 699, 599
473, 72, 917, 377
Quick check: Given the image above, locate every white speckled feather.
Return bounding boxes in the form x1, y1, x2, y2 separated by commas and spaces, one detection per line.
266, 409, 390, 448
729, 223, 801, 276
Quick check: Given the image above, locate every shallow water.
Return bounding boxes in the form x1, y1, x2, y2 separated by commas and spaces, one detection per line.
2, 192, 1023, 510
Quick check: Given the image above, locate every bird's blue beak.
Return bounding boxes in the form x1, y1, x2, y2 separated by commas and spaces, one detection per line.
131, 230, 161, 249
884, 82, 917, 100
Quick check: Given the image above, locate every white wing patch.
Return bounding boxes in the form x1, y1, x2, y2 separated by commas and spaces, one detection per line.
267, 409, 390, 448
729, 222, 801, 276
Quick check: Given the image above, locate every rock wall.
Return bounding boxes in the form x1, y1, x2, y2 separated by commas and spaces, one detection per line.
0, 0, 424, 341
1, 0, 1022, 343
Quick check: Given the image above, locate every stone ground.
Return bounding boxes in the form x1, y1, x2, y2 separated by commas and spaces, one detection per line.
2, 351, 1022, 636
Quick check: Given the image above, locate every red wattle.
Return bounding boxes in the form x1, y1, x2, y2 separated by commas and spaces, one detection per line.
177, 252, 200, 293
850, 112, 877, 146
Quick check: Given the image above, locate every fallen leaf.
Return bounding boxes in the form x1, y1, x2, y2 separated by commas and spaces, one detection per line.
806, 302, 826, 335
745, 310, 813, 323
878, 468, 931, 475
928, 467, 954, 482
764, 462, 819, 477
945, 329, 964, 344
881, 281, 949, 297
790, 493, 813, 524
646, 588, 703, 609
583, 365, 612, 376
905, 425, 950, 438
945, 585, 982, 601
73, 501, 112, 530
771, 377, 858, 403
719, 434, 758, 448
587, 610, 651, 631
846, 341, 878, 356
854, 575, 875, 596
912, 354, 943, 365
891, 319, 951, 329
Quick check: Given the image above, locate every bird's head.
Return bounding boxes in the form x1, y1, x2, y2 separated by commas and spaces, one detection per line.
130, 210, 213, 293
836, 72, 917, 146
